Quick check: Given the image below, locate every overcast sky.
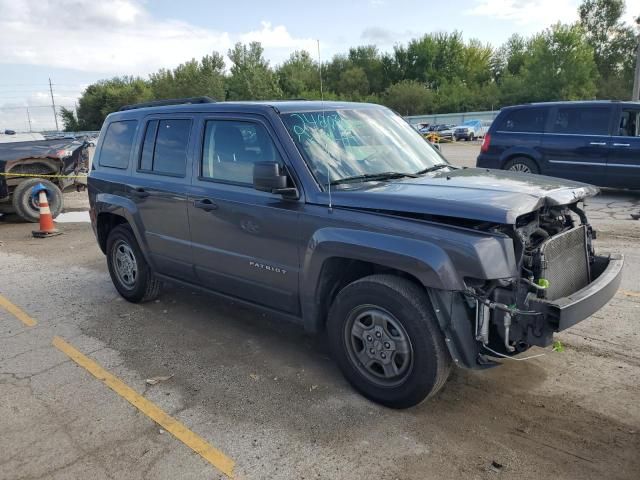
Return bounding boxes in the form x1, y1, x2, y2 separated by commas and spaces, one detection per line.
1, 0, 638, 131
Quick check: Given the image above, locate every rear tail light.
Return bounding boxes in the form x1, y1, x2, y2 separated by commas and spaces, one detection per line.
480, 133, 491, 153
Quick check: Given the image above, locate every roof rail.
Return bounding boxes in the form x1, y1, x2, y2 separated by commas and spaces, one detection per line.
118, 96, 216, 111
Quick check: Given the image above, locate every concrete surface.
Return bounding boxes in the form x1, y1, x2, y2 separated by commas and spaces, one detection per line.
1, 146, 639, 479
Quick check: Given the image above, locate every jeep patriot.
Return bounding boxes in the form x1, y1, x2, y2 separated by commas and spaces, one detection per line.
88, 97, 623, 408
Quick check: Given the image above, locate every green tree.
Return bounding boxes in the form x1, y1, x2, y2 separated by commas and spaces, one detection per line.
149, 53, 225, 100
75, 76, 152, 130
578, 0, 637, 98
494, 34, 528, 79
337, 66, 370, 100
383, 80, 433, 115
520, 23, 598, 101
276, 50, 319, 98
226, 42, 282, 100
348, 45, 388, 93
60, 107, 80, 132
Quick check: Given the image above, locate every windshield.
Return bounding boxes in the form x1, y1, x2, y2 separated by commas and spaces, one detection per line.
280, 107, 448, 188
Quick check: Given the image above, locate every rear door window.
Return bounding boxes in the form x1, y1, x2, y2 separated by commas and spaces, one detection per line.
497, 108, 548, 133
138, 119, 191, 176
551, 107, 611, 136
99, 120, 137, 169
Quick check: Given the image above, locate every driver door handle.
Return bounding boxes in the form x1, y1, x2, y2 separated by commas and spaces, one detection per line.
193, 198, 218, 211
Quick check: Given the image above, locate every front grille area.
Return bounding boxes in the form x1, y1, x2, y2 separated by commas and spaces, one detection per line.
539, 226, 591, 300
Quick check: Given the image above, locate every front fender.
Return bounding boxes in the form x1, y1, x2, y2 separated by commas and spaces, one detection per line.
302, 228, 461, 295
300, 225, 517, 335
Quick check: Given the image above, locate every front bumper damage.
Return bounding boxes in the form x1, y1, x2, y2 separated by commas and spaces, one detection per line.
429, 253, 624, 369
528, 253, 623, 333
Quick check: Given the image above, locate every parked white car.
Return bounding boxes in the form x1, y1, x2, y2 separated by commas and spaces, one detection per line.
453, 120, 491, 141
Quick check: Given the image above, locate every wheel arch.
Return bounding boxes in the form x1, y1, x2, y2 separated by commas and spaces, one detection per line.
500, 149, 542, 171
93, 194, 152, 266
300, 228, 464, 334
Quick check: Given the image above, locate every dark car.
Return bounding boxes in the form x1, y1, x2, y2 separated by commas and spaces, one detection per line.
477, 100, 640, 189
0, 138, 89, 221
88, 98, 623, 408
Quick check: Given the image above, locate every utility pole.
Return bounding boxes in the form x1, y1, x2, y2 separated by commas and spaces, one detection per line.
633, 17, 640, 101
26, 107, 32, 132
49, 77, 59, 132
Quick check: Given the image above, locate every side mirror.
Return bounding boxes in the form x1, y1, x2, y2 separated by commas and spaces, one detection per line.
253, 162, 298, 198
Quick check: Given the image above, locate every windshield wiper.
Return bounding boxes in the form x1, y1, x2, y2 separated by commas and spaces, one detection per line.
414, 163, 452, 175
329, 171, 417, 186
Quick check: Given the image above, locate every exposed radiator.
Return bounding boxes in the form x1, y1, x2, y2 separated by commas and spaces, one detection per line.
538, 226, 591, 301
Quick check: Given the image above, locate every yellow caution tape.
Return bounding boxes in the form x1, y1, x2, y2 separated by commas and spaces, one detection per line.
0, 172, 87, 179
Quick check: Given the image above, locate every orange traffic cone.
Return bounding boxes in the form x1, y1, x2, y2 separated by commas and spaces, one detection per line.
32, 189, 62, 238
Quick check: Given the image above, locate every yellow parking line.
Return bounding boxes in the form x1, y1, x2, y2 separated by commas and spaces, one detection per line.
0, 294, 37, 327
52, 336, 236, 478
620, 290, 640, 298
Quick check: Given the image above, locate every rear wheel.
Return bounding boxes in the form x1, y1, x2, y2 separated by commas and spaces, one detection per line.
328, 274, 452, 408
504, 156, 539, 174
12, 178, 63, 223
106, 224, 161, 303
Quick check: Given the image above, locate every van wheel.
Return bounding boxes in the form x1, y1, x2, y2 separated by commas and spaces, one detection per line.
106, 224, 161, 303
504, 157, 539, 174
12, 178, 63, 223
328, 274, 451, 409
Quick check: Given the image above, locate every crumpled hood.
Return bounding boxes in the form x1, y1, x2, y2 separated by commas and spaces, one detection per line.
329, 168, 599, 224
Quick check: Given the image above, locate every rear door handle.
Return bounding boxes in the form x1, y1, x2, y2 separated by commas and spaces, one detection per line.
193, 198, 218, 211
613, 143, 630, 147
131, 187, 150, 198
589, 142, 607, 146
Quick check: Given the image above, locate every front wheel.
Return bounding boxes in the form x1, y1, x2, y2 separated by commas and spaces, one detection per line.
106, 224, 161, 303
328, 275, 452, 408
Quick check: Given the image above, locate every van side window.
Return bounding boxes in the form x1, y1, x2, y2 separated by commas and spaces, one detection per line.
551, 107, 610, 136
201, 120, 283, 185
139, 119, 191, 176
99, 120, 137, 169
619, 109, 640, 137
497, 108, 547, 133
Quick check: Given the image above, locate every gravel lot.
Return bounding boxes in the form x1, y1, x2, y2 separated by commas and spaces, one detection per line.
1, 144, 639, 480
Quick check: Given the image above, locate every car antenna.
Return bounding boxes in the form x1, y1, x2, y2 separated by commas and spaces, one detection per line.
317, 39, 332, 213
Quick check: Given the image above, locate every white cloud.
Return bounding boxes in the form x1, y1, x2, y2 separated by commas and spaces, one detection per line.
0, 0, 316, 75
239, 21, 317, 59
468, 0, 579, 27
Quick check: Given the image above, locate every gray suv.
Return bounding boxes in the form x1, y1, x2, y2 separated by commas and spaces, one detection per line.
88, 97, 623, 408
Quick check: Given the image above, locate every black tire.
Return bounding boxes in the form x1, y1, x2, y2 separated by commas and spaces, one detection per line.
106, 224, 161, 303
328, 274, 452, 409
504, 156, 539, 174
12, 178, 63, 223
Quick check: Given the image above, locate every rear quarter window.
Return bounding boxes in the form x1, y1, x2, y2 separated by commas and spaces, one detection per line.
496, 108, 548, 133
99, 120, 137, 169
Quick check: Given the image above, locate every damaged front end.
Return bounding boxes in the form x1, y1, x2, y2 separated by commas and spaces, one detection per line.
431, 200, 623, 368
